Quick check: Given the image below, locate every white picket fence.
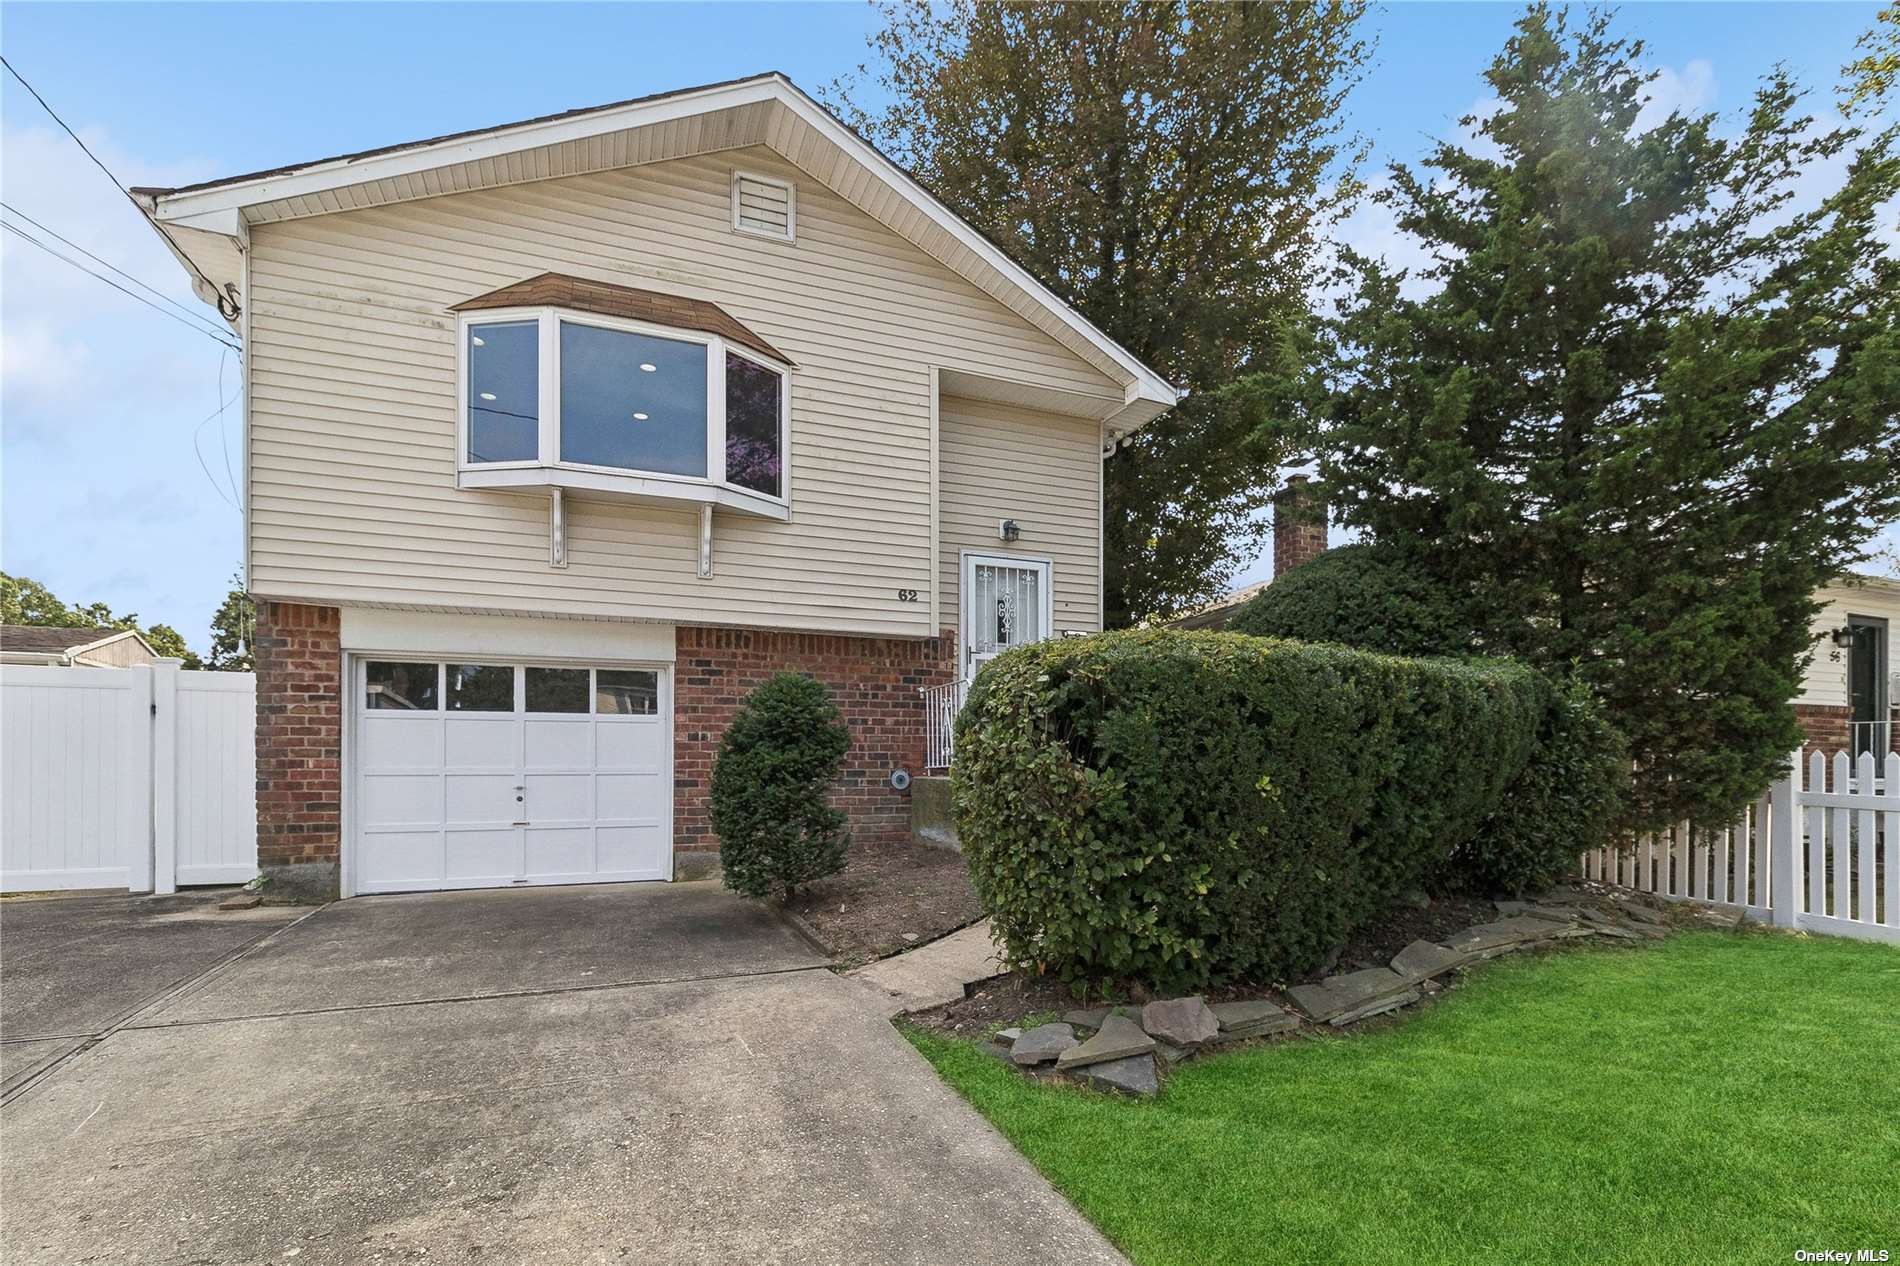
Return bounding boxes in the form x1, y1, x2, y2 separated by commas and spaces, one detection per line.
1582, 749, 1899, 945
1, 661, 256, 893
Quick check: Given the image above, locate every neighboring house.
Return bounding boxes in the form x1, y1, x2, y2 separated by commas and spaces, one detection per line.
1798, 573, 1897, 761
0, 625, 158, 667
138, 73, 1177, 900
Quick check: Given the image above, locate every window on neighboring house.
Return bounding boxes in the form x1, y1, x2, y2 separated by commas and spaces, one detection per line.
460, 305, 789, 517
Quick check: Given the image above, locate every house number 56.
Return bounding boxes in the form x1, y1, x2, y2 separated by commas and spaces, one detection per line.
896, 589, 920, 602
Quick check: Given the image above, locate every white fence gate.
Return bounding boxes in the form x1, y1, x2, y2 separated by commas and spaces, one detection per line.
1582, 749, 1899, 945
1, 662, 256, 894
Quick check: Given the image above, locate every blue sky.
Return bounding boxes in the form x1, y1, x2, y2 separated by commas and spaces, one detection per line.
1, 1, 1891, 649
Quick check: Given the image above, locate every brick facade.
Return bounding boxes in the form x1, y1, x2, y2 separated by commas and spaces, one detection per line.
1795, 702, 1899, 761
248, 605, 956, 894
254, 600, 343, 897
1273, 475, 1327, 579
672, 625, 956, 852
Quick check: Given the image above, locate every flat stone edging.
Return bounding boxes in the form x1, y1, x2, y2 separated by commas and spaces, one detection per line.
978, 883, 1704, 1097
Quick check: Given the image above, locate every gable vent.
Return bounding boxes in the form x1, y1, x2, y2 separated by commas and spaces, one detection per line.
731, 171, 795, 242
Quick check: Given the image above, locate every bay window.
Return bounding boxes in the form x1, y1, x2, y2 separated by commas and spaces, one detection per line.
457, 304, 790, 518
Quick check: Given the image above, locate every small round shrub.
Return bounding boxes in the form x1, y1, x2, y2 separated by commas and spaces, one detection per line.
1435, 679, 1630, 895
951, 629, 1546, 990
710, 672, 852, 901
1230, 543, 1477, 658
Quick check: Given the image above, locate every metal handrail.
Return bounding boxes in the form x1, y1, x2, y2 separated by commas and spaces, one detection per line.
921, 678, 967, 770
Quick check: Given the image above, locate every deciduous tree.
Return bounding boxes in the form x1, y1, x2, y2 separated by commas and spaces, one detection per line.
1, 571, 204, 669
832, 0, 1369, 623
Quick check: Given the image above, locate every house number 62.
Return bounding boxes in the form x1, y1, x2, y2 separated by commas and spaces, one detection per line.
896, 589, 920, 602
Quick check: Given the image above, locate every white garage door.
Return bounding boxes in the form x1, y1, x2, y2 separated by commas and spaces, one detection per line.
352, 659, 671, 895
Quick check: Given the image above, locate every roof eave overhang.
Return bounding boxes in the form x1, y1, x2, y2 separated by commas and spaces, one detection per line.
146, 73, 1179, 418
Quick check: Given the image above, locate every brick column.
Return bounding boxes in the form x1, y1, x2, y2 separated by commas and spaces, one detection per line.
254, 600, 342, 901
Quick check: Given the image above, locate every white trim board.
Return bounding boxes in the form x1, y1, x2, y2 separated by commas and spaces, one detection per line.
339, 607, 677, 662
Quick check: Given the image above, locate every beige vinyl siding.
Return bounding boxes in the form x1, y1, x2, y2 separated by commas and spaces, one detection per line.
247, 147, 1117, 637
74, 637, 156, 668
938, 397, 1102, 637
1797, 580, 1900, 707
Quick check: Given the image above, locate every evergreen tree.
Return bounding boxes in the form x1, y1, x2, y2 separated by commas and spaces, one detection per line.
1318, 5, 1900, 829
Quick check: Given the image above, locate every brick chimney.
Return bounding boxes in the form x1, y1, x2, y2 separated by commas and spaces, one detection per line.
1273, 475, 1327, 579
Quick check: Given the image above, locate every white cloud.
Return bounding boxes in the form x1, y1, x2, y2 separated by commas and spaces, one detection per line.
1635, 59, 1717, 133
0, 320, 90, 415
1322, 176, 1441, 303
1452, 95, 1508, 164
1, 120, 239, 648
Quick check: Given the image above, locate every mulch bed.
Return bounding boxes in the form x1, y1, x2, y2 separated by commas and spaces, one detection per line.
784, 839, 985, 967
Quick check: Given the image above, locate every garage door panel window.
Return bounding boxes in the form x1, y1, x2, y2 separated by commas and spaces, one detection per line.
597, 669, 659, 715
525, 666, 590, 713
366, 661, 440, 711
448, 664, 515, 712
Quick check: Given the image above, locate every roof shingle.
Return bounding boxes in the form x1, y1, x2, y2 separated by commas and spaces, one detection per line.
0, 625, 127, 653
451, 273, 790, 365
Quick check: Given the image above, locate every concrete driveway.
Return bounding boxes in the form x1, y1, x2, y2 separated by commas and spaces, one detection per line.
0, 883, 1124, 1266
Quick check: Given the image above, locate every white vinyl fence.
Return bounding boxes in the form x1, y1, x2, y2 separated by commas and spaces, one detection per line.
1, 661, 256, 893
1582, 749, 1899, 945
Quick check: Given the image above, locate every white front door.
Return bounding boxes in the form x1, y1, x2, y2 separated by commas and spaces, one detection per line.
962, 553, 1054, 680
353, 659, 671, 895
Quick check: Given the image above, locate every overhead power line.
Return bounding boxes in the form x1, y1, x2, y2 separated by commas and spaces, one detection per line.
0, 219, 243, 351
1, 54, 239, 322
0, 199, 233, 341
192, 346, 243, 515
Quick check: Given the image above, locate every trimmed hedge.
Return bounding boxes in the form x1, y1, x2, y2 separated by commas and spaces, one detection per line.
1230, 543, 1477, 658
951, 630, 1546, 990
1436, 679, 1628, 895
710, 672, 851, 901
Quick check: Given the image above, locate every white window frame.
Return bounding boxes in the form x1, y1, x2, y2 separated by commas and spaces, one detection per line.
730, 169, 796, 243
960, 550, 1055, 681
456, 306, 793, 521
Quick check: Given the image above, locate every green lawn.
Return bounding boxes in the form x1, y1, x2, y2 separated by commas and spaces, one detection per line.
907, 931, 1900, 1266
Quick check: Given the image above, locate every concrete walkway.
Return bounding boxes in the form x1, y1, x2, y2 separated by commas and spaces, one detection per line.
848, 917, 1009, 1017
0, 885, 1123, 1266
